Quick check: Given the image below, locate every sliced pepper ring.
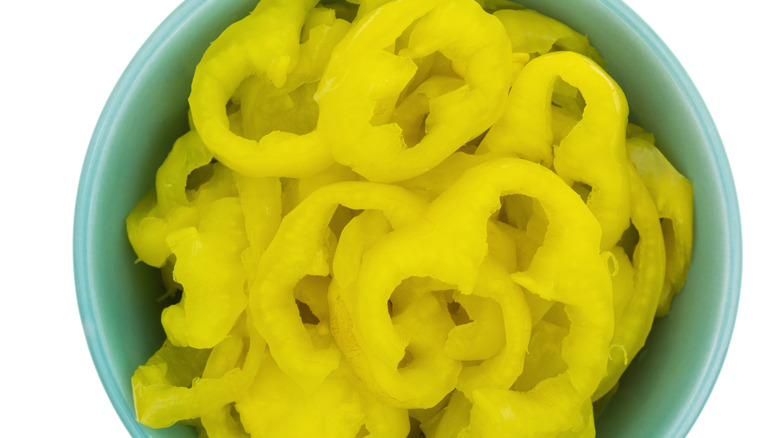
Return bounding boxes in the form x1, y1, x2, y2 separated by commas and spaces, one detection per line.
627, 137, 693, 315
316, 0, 512, 182
330, 210, 460, 410
493, 8, 603, 63
249, 181, 427, 390
189, 0, 341, 178
593, 164, 666, 399
338, 157, 612, 436
342, 158, 610, 417
126, 131, 213, 267
236, 348, 409, 438
454, 257, 532, 399
161, 197, 248, 349
132, 316, 265, 429
480, 51, 631, 249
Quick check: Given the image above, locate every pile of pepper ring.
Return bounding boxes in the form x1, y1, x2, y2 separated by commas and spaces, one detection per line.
127, 0, 694, 436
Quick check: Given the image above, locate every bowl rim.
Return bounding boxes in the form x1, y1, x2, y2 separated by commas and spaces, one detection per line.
73, 0, 741, 436
594, 0, 741, 435
73, 1, 209, 435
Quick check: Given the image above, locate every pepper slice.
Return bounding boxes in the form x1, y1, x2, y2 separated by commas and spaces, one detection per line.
189, 0, 345, 178
390, 75, 465, 148
316, 0, 512, 182
494, 8, 603, 64
410, 158, 611, 437
455, 257, 532, 399
236, 351, 409, 438
201, 405, 248, 438
161, 197, 248, 348
330, 210, 460, 411
126, 131, 213, 267
399, 151, 509, 198
249, 181, 427, 390
338, 158, 610, 419
480, 51, 631, 249
593, 164, 666, 400
154, 130, 214, 216
234, 175, 281, 283
627, 137, 693, 315
446, 292, 505, 362
420, 390, 472, 438
132, 316, 264, 429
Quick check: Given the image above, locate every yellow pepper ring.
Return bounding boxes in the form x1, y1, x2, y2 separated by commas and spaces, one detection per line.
627, 137, 694, 315
316, 0, 512, 182
189, 0, 337, 178
335, 157, 609, 433
480, 51, 631, 249
330, 212, 461, 410
343, 158, 610, 417
594, 164, 666, 400
493, 8, 603, 63
444, 159, 612, 436
249, 181, 427, 391
160, 197, 249, 349
132, 316, 265, 429
445, 292, 505, 362
455, 256, 532, 399
126, 131, 212, 267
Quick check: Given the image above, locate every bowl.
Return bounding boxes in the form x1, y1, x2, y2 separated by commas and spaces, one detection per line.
74, 0, 741, 436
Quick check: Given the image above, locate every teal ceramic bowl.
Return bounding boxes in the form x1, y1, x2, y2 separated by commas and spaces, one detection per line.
74, 0, 741, 436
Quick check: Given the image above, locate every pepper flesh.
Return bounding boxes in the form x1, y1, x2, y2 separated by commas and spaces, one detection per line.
132, 317, 264, 428
593, 164, 666, 400
189, 0, 344, 178
330, 207, 464, 410
316, 0, 512, 182
494, 8, 603, 64
161, 197, 248, 349
248, 181, 427, 390
454, 158, 613, 437
126, 131, 213, 267
627, 137, 693, 316
236, 351, 408, 438
480, 51, 631, 250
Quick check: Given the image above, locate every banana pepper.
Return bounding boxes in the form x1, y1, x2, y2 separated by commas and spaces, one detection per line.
237, 349, 408, 438
335, 158, 611, 421
480, 51, 631, 250
126, 131, 213, 267
627, 137, 693, 315
593, 164, 666, 400
132, 316, 264, 428
494, 8, 603, 64
447, 158, 613, 437
330, 209, 460, 413
161, 197, 248, 349
234, 175, 282, 283
248, 181, 427, 390
125, 1, 698, 435
189, 0, 349, 178
453, 256, 532, 399
316, 0, 512, 182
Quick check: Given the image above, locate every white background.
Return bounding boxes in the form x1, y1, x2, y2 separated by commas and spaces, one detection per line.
0, 0, 775, 436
